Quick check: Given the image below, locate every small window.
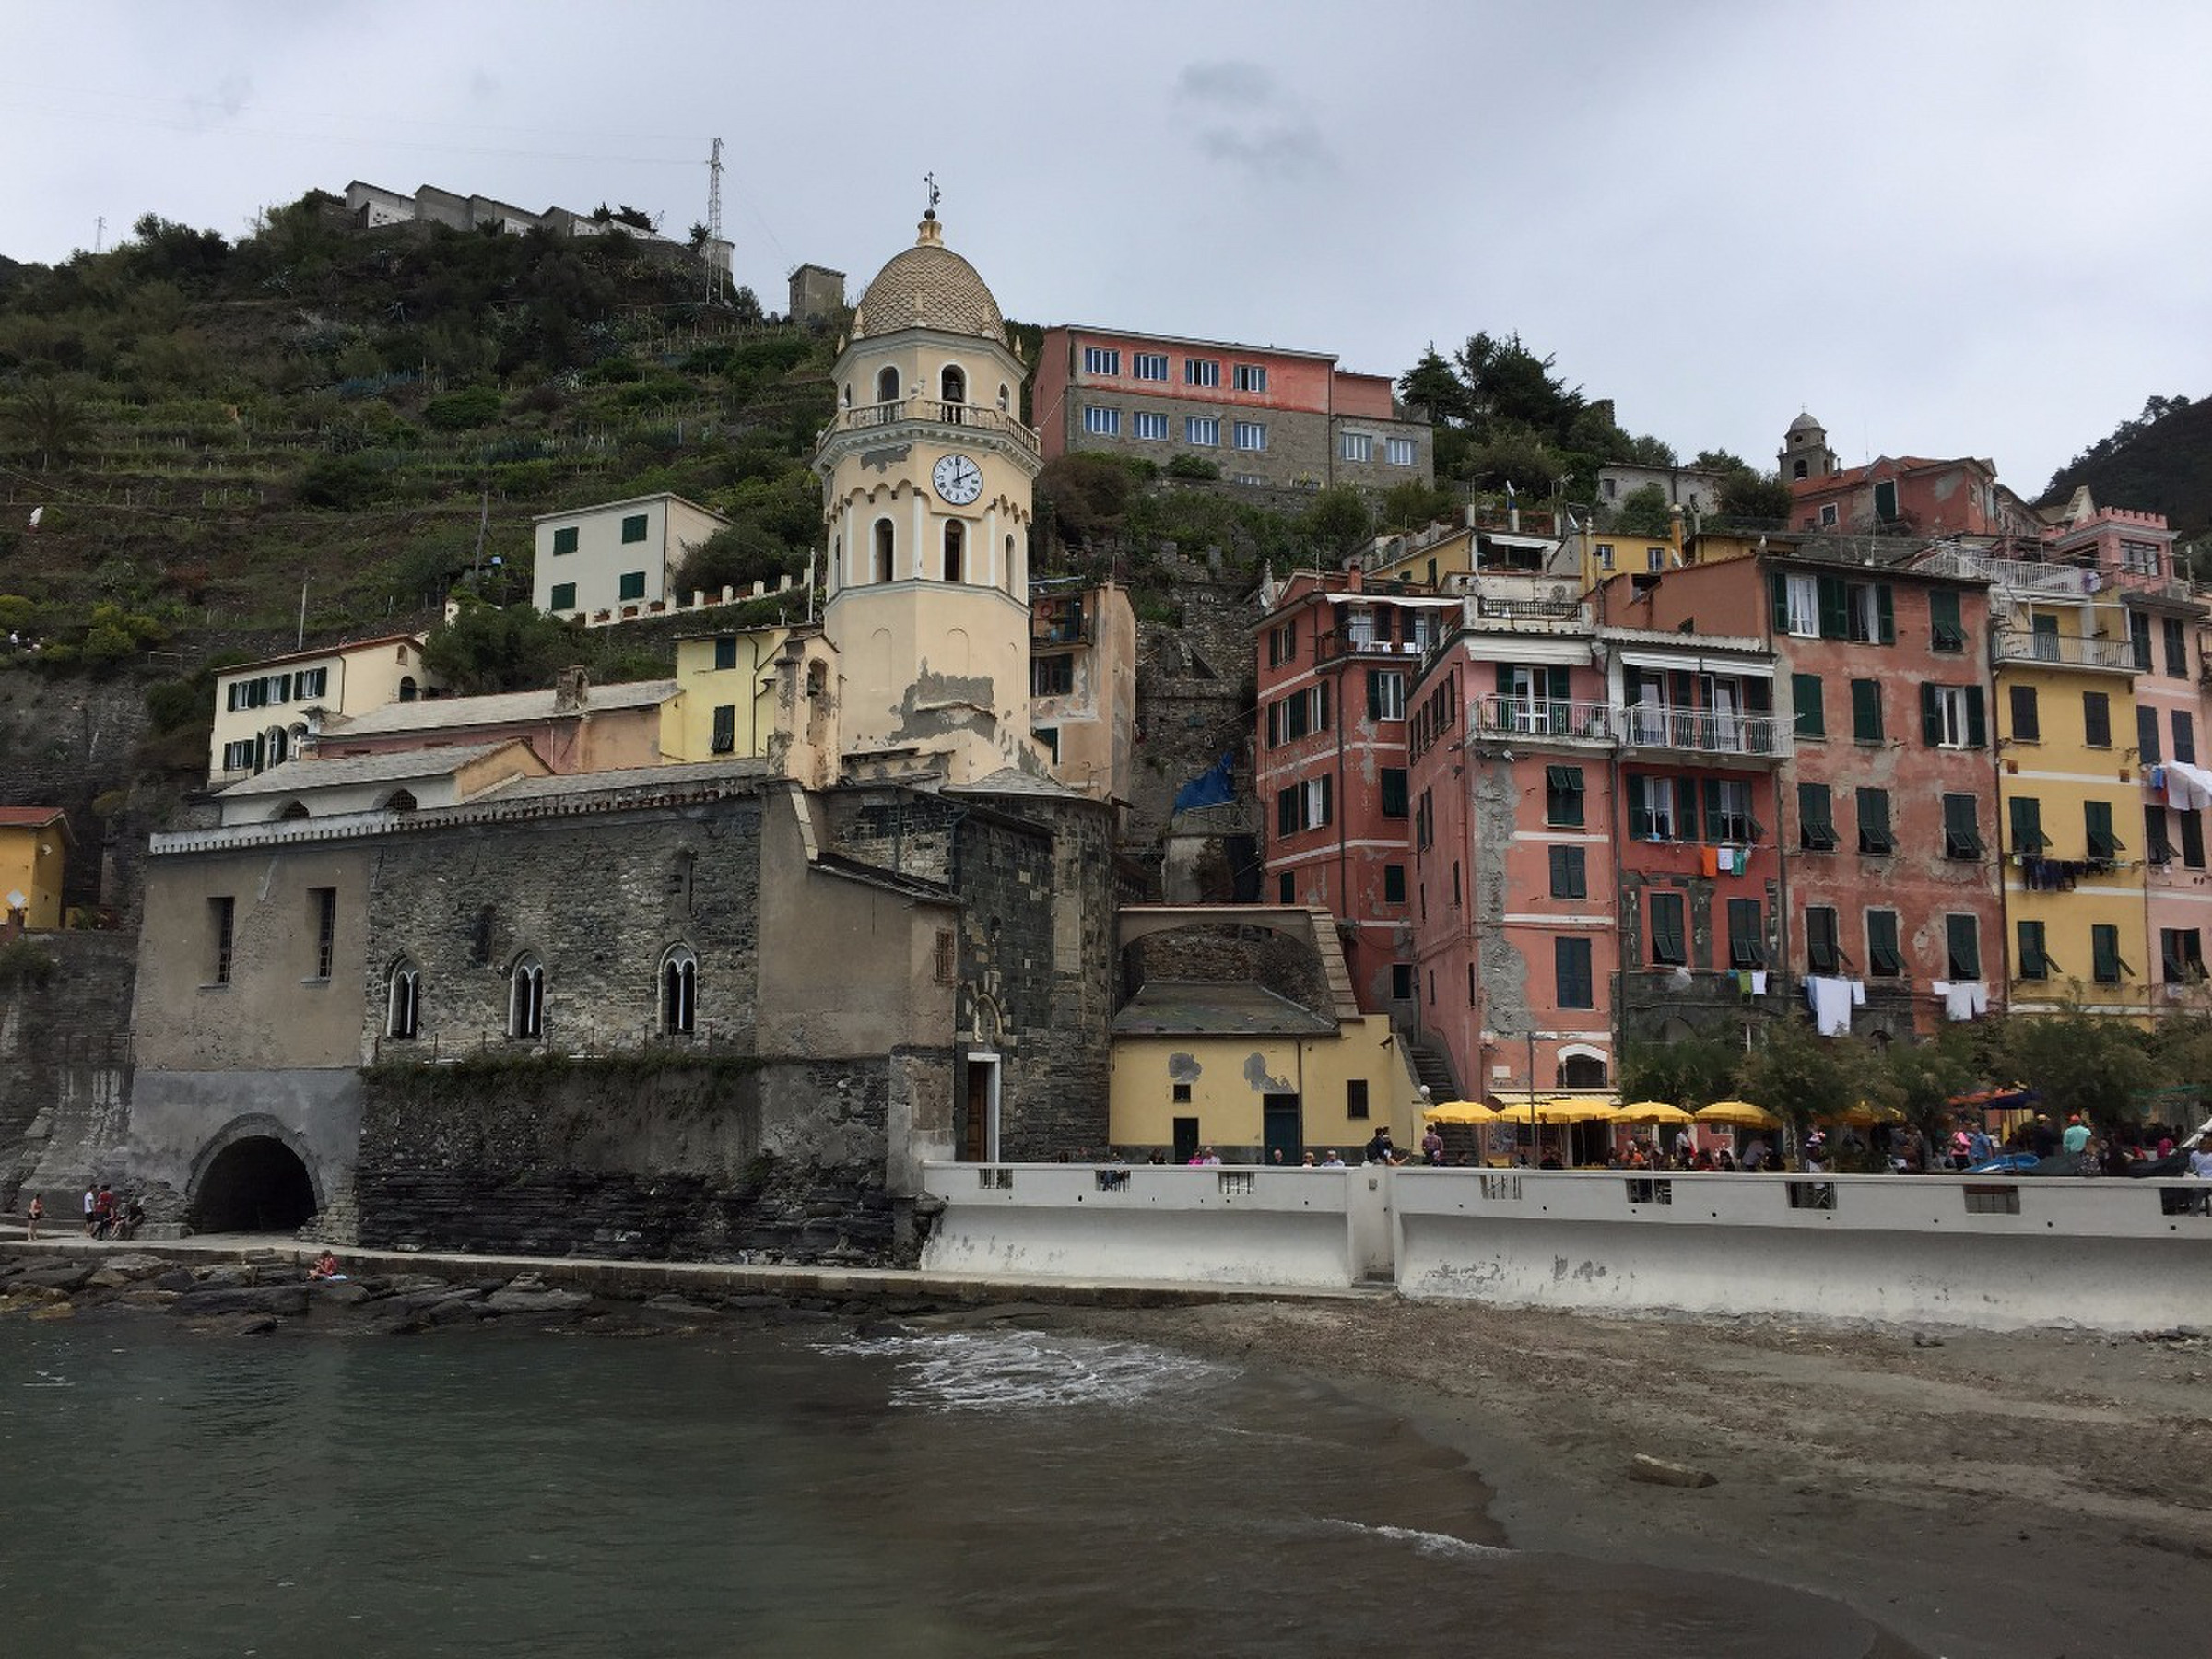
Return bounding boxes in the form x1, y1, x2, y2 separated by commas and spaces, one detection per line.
1555, 936, 1594, 1009
873, 519, 895, 583
2083, 691, 2112, 748
209, 896, 236, 986
944, 520, 965, 582
2009, 796, 2049, 855
385, 957, 420, 1040
1185, 416, 1219, 446
548, 582, 576, 611
1866, 909, 1904, 977
711, 704, 736, 753
1390, 963, 1415, 1001
1232, 421, 1268, 452
1346, 1078, 1370, 1120
876, 366, 900, 403
1856, 788, 1893, 854
2008, 684, 2040, 742
551, 525, 580, 556
621, 513, 649, 544
1030, 654, 1074, 697
941, 366, 966, 406
1383, 864, 1406, 904
714, 635, 738, 671
1797, 782, 1836, 851
1792, 672, 1825, 738
1386, 438, 1417, 467
2085, 799, 2122, 861
1648, 892, 1687, 966
310, 888, 336, 981
1549, 845, 1587, 899
618, 571, 647, 602
1083, 405, 1121, 436
1851, 678, 1884, 742
2017, 921, 2053, 981
1928, 587, 1966, 652
1942, 793, 1983, 860
1546, 764, 1584, 827
1278, 871, 1295, 904
661, 946, 698, 1036
1341, 431, 1374, 464
1082, 346, 1121, 376
1380, 768, 1408, 818
1805, 906, 1841, 974
509, 953, 546, 1040
2091, 924, 2126, 985
1945, 914, 1981, 981
1133, 353, 1169, 381
1172, 1082, 1193, 1104
1232, 363, 1268, 393
1185, 358, 1221, 388
1133, 410, 1169, 441
1727, 898, 1766, 968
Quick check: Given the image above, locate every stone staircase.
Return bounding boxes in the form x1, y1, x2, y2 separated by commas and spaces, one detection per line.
1403, 1034, 1461, 1101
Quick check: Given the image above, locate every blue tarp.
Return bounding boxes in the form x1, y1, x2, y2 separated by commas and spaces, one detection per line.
1172, 753, 1237, 814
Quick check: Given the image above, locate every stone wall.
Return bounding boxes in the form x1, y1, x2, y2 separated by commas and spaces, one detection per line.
0, 669, 154, 917
353, 1053, 901, 1263
1124, 923, 1335, 1020
1127, 565, 1263, 870
0, 932, 136, 1211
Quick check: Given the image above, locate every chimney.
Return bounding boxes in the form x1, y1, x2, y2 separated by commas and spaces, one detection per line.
554, 665, 589, 712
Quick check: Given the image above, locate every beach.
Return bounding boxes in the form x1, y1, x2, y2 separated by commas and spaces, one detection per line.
1054, 1297, 2212, 1659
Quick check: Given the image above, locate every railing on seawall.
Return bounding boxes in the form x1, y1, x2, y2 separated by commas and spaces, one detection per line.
1390, 1168, 2212, 1332
919, 1161, 1392, 1289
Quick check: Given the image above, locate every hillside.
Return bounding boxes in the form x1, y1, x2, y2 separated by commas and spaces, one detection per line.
2041, 394, 2212, 546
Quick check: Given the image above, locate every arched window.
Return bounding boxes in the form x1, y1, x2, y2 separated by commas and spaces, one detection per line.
1005, 534, 1016, 588
398, 676, 418, 703
661, 945, 697, 1036
384, 789, 418, 814
275, 800, 310, 821
265, 725, 289, 766
873, 518, 895, 583
385, 958, 420, 1041
1792, 459, 1809, 481
509, 953, 545, 1041
941, 365, 966, 404
876, 365, 900, 405
943, 520, 965, 583
1559, 1053, 1609, 1089
997, 383, 1010, 412
806, 661, 828, 698
841, 382, 853, 408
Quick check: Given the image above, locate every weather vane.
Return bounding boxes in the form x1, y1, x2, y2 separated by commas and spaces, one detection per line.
924, 171, 941, 217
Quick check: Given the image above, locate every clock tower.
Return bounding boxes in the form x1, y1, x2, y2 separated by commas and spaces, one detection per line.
815, 209, 1041, 786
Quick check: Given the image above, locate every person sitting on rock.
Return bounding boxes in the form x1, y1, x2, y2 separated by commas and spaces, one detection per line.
308, 1251, 341, 1281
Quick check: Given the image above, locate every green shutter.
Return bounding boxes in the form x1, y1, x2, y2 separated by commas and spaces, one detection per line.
1818, 575, 1849, 640
1867, 910, 1903, 974
1770, 571, 1790, 632
1792, 673, 1825, 737
1947, 914, 1981, 979
1627, 774, 1652, 839
2092, 924, 2122, 983
1929, 587, 1960, 637
2009, 796, 2046, 853
1920, 682, 1942, 746
1651, 893, 1684, 962
1965, 686, 1986, 748
1852, 679, 1882, 742
1702, 777, 1724, 841
1496, 663, 1514, 694
1875, 584, 1895, 644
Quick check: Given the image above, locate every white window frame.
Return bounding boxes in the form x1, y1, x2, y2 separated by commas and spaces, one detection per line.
1132, 410, 1169, 441
1340, 431, 1373, 464
509, 953, 545, 1041
1372, 671, 1406, 722
1784, 573, 1819, 637
1819, 502, 1840, 528
1186, 416, 1219, 446
1933, 685, 1971, 748
1132, 352, 1169, 382
660, 944, 698, 1036
1300, 775, 1332, 830
1232, 363, 1268, 393
1081, 346, 1121, 376
1385, 437, 1417, 467
1082, 405, 1121, 436
1232, 420, 1268, 452
385, 959, 420, 1041
1185, 358, 1220, 388
1594, 543, 1615, 571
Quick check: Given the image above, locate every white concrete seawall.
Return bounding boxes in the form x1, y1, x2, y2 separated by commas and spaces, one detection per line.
923, 1163, 2212, 1331
920, 1163, 1393, 1288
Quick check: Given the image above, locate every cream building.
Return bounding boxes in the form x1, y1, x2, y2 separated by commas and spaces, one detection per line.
815, 210, 1044, 786
662, 628, 793, 762
207, 634, 437, 786
534, 493, 731, 622
0, 807, 73, 931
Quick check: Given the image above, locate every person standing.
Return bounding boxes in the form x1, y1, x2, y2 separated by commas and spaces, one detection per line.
26, 1194, 42, 1240
82, 1184, 96, 1238
2062, 1115, 2092, 1156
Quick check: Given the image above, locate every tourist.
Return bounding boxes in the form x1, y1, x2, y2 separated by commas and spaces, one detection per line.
1194, 1146, 1222, 1167
2190, 1140, 2212, 1181
1716, 1149, 1737, 1172
1321, 1149, 1346, 1167
91, 1184, 115, 1241
118, 1195, 146, 1241
25, 1194, 41, 1240
81, 1184, 95, 1237
2062, 1115, 2092, 1156
1363, 1127, 1400, 1165
1420, 1125, 1445, 1166
1300, 1151, 1316, 1167
1742, 1139, 1767, 1172
308, 1251, 341, 1280
1269, 1148, 1285, 1164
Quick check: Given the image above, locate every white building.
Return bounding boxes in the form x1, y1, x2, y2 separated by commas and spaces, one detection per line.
207, 633, 438, 787
533, 494, 732, 622
1597, 461, 1733, 520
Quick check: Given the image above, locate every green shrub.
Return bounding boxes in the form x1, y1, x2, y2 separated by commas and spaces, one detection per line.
294, 453, 384, 509
422, 385, 504, 430
1166, 453, 1221, 481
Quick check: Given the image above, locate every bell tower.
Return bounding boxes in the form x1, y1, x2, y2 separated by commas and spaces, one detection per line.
815, 207, 1041, 786
1779, 410, 1838, 484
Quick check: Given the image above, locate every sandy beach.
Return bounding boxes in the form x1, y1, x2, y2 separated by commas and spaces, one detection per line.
1053, 1297, 2212, 1659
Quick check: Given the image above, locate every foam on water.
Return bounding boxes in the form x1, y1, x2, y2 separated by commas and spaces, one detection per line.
823, 1328, 1226, 1412
1316, 1516, 1512, 1559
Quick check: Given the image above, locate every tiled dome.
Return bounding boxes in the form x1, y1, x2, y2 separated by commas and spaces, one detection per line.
852, 217, 1006, 345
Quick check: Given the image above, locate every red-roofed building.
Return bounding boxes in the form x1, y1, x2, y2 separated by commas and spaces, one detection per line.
1779, 413, 2041, 540
0, 806, 74, 931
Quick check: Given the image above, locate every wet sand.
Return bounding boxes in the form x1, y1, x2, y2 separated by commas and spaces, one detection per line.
1052, 1298, 2212, 1659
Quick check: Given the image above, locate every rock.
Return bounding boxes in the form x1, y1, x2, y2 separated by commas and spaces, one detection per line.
642, 1295, 712, 1317
378, 1274, 453, 1299
102, 1253, 171, 1277
29, 1301, 76, 1322
16, 1264, 93, 1293
1628, 1453, 1718, 1489
856, 1319, 912, 1340
171, 1285, 310, 1319
482, 1287, 591, 1316
236, 1315, 281, 1336
720, 1293, 789, 1311
88, 1268, 135, 1289
114, 1288, 182, 1310
396, 1287, 483, 1315
193, 1265, 255, 1289
422, 1295, 482, 1326
153, 1269, 196, 1293
769, 1307, 835, 1326
309, 1281, 371, 1307
1912, 1332, 1945, 1348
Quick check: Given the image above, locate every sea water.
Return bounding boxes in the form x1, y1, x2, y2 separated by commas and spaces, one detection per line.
0, 1317, 1904, 1657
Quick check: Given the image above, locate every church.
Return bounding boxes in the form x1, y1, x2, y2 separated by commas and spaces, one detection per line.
97, 211, 1123, 1263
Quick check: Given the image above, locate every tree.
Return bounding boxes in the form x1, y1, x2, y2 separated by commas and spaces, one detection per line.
420, 594, 586, 693
1303, 486, 1372, 556
1718, 471, 1794, 523
1396, 345, 1470, 426
1735, 1018, 1853, 1137
1611, 481, 1674, 536
1870, 1027, 1980, 1145
1618, 1035, 1740, 1111
1036, 453, 1139, 546
1989, 1011, 2156, 1132
674, 522, 803, 597
1456, 331, 1583, 432
4, 378, 95, 469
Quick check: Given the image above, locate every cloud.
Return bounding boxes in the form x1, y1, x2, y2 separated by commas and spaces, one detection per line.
183, 74, 253, 130
1172, 58, 1334, 182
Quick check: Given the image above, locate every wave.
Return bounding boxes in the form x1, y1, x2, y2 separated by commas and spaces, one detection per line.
821, 1329, 1225, 1413
1316, 1517, 1511, 1559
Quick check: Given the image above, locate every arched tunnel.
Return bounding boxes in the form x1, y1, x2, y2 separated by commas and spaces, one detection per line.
190, 1135, 319, 1234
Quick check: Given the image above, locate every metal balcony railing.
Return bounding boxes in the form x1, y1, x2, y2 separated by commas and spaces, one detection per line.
1473, 696, 1616, 742
1317, 629, 1430, 661
1991, 629, 2137, 670
1618, 704, 1780, 757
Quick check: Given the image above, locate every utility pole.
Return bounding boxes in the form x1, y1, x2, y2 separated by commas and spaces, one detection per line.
705, 137, 725, 305
94, 216, 104, 253
297, 574, 310, 650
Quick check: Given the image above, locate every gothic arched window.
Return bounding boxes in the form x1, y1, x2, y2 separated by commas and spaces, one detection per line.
385, 958, 420, 1041
660, 945, 698, 1036
509, 953, 545, 1041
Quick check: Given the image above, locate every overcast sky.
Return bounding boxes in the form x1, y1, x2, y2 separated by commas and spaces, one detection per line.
6, 0, 2209, 494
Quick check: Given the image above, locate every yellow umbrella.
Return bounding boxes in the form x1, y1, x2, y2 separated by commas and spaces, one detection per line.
1824, 1100, 1903, 1127
1424, 1100, 1503, 1124
1697, 1100, 1781, 1128
1620, 1101, 1694, 1124
1533, 1098, 1618, 1124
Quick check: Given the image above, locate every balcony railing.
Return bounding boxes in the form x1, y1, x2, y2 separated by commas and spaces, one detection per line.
1474, 696, 1616, 742
1991, 629, 2138, 670
1317, 629, 1430, 661
1619, 704, 1779, 757
830, 396, 1040, 452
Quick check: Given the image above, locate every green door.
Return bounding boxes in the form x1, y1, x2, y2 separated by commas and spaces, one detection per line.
1263, 1094, 1302, 1164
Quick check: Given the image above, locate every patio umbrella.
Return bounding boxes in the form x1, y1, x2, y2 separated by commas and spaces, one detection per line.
1534, 1098, 1618, 1124
1824, 1100, 1903, 1127
1696, 1100, 1781, 1128
1423, 1100, 1503, 1124
1620, 1101, 1694, 1124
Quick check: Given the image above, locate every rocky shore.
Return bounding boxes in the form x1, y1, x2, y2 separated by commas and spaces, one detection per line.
0, 1249, 956, 1337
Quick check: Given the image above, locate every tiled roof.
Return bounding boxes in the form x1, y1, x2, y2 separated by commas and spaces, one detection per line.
218, 742, 519, 797
1111, 980, 1337, 1038
328, 679, 677, 736
853, 234, 1006, 344
0, 806, 68, 828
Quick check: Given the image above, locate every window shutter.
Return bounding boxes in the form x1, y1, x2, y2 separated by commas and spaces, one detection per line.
1793, 673, 1824, 736
1852, 678, 1881, 741
1366, 670, 1381, 721
1965, 687, 1986, 748
1547, 665, 1570, 701
1627, 774, 1652, 839
2009, 684, 2039, 740
1818, 575, 1849, 639
1770, 571, 1790, 632
1495, 663, 1514, 694
1875, 584, 1895, 643
1676, 778, 1700, 835
1920, 683, 1942, 746
1701, 777, 1723, 841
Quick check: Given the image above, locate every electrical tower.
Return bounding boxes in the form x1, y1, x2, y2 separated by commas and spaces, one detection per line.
705, 137, 725, 304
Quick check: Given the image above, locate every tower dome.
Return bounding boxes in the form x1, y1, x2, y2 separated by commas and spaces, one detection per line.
851, 215, 1006, 345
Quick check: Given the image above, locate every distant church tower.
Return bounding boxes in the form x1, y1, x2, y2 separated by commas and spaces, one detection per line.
1779, 410, 1839, 483
815, 206, 1040, 787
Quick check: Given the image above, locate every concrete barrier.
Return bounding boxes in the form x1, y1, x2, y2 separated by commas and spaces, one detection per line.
920, 1163, 1388, 1289
1392, 1169, 2212, 1332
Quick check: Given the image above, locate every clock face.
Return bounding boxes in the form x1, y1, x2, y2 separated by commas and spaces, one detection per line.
933, 453, 983, 505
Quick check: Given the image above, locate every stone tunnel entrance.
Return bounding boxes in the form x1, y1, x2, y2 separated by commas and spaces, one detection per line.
191, 1136, 319, 1234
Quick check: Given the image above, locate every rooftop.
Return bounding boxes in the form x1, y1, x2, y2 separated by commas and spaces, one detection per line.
212, 632, 424, 677
531, 493, 727, 525
218, 741, 522, 798
326, 678, 678, 737
852, 217, 1006, 346
1112, 980, 1337, 1038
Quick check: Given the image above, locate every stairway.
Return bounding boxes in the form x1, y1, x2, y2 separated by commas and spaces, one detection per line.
1403, 1034, 1461, 1102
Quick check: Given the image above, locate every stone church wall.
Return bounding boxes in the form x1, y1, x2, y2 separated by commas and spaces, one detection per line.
0, 931, 136, 1210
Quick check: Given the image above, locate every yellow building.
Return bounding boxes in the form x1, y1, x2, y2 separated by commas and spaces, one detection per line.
208, 633, 438, 786
1982, 561, 2150, 1018
662, 627, 793, 761
1109, 906, 1423, 1160
0, 807, 73, 931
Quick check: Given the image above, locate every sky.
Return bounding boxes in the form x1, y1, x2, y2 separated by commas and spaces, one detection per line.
6, 0, 2210, 495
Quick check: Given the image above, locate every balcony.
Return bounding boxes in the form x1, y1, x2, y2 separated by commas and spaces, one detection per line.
1473, 696, 1615, 743
829, 396, 1040, 454
1618, 704, 1780, 759
1316, 628, 1429, 661
1991, 629, 2138, 672
1032, 603, 1095, 646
